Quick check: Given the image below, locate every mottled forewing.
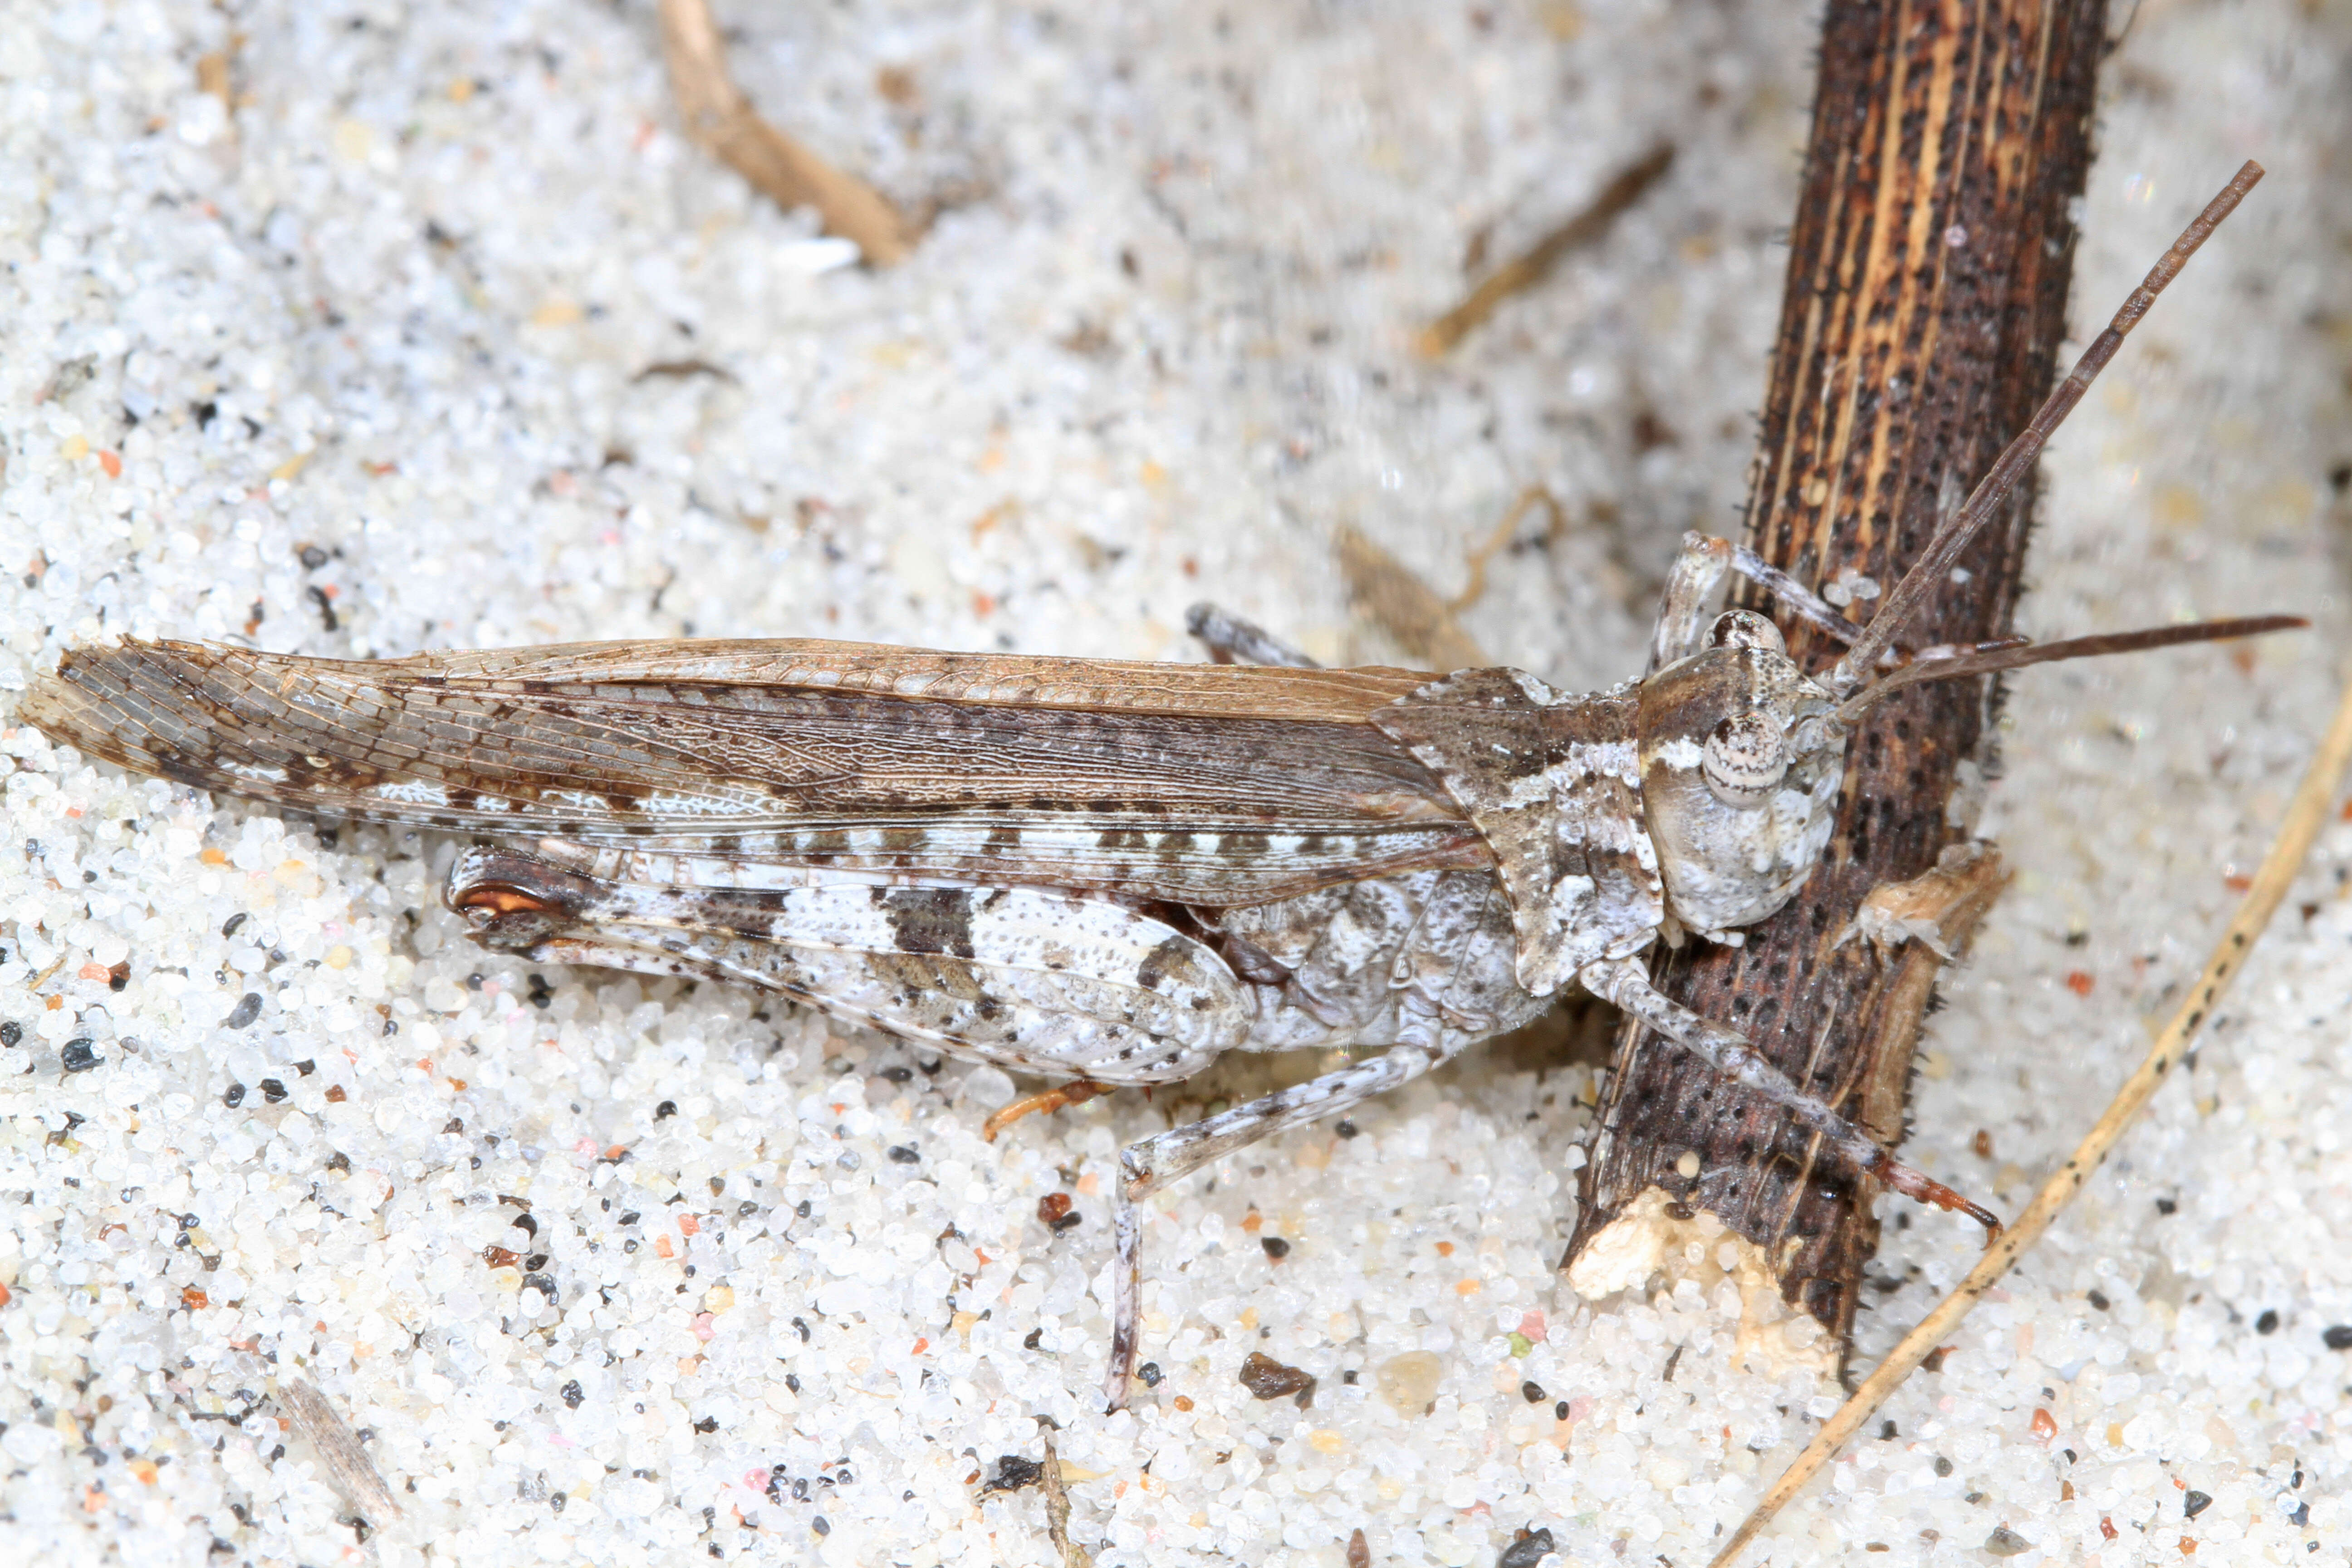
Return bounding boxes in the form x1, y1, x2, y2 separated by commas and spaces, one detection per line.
26, 638, 1487, 904
1370, 671, 1661, 996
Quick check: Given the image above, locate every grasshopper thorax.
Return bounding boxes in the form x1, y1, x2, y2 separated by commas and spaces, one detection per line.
1638, 610, 1846, 938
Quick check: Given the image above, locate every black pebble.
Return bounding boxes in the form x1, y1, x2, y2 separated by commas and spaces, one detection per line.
887, 1145, 920, 1164
1554, 1400, 1568, 1420
1334, 1119, 1359, 1139
693, 1416, 717, 1433
1497, 1527, 1557, 1568
2184, 1490, 2213, 1519
1137, 1362, 1162, 1388
0, 1021, 19, 1048
810, 1517, 828, 1537
224, 1083, 246, 1108
2155, 1196, 2177, 1214
2322, 1325, 2352, 1351
1519, 1381, 1545, 1404
560, 1381, 583, 1409
1260, 1236, 1289, 1260
225, 993, 263, 1030
978, 1455, 1043, 1494
1933, 1456, 1954, 1477
221, 912, 248, 938
299, 544, 329, 570
2257, 1310, 2280, 1335
2088, 1290, 2110, 1311
260, 1079, 287, 1104
60, 1039, 100, 1074
1023, 1328, 1042, 1350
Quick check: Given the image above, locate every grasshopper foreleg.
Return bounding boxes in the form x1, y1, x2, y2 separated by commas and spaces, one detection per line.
1650, 531, 1869, 670
1577, 956, 2000, 1235
1105, 1043, 1445, 1411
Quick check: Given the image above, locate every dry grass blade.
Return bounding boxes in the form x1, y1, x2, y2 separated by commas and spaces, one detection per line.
1419, 144, 1673, 356
1710, 675, 2352, 1568
1040, 1432, 1091, 1568
1336, 526, 1489, 671
657, 0, 912, 266
1337, 488, 1561, 669
277, 1377, 402, 1524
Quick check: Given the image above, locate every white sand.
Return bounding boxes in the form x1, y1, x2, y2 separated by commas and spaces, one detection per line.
1, 3, 2347, 1564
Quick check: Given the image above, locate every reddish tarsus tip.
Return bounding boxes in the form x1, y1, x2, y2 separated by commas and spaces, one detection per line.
1873, 1152, 2004, 1240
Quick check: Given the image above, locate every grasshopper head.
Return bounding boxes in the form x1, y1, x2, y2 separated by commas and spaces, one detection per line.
1637, 610, 1846, 936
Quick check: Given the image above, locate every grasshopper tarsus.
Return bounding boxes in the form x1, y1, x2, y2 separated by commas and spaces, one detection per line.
982, 1080, 1110, 1144
1862, 1151, 2004, 1240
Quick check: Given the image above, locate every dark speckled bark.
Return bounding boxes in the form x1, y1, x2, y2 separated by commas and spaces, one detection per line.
1567, 0, 2108, 1354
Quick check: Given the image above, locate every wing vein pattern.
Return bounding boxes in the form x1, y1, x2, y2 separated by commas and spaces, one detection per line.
29, 638, 1491, 903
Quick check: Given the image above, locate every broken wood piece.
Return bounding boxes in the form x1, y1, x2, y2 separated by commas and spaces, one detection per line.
1419, 143, 1674, 356
1839, 841, 2010, 961
657, 0, 912, 266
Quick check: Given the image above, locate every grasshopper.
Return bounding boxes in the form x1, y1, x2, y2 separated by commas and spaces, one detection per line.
22, 163, 2293, 1411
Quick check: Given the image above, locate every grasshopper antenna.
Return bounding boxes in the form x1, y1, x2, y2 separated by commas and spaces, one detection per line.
1836, 613, 2307, 723
1828, 161, 2266, 698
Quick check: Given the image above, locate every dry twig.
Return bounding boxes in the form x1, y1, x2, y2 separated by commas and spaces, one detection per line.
1337, 487, 1563, 668
1419, 144, 1673, 356
1711, 677, 2352, 1566
657, 0, 912, 266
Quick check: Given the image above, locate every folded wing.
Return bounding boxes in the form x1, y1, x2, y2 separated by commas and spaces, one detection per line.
27, 638, 1490, 903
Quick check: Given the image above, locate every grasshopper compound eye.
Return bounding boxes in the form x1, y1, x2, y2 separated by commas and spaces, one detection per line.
1702, 710, 1788, 808
1709, 608, 1785, 654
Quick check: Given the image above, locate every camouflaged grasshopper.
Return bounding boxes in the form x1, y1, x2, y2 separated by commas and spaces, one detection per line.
23, 164, 2294, 1411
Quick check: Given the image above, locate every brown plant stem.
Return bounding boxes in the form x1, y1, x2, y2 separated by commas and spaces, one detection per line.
1567, 0, 2108, 1347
